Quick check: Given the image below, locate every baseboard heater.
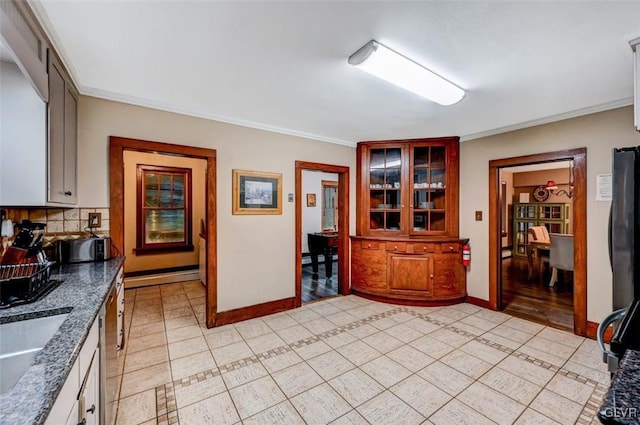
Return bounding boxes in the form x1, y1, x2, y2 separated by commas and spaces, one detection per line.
124, 267, 199, 288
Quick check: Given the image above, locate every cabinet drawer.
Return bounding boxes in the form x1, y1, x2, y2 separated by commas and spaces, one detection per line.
79, 317, 99, 377
361, 241, 381, 250
385, 242, 406, 252
414, 243, 435, 253
440, 243, 459, 254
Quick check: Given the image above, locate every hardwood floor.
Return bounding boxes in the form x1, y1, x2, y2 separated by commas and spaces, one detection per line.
501, 255, 574, 331
302, 261, 338, 303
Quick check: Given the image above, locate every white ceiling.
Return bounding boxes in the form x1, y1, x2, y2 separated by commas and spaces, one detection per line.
31, 1, 640, 146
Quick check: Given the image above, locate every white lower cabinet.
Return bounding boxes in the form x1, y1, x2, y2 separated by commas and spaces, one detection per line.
44, 317, 99, 425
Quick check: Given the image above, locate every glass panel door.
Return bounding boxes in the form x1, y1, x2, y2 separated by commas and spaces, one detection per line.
369, 147, 402, 231
412, 145, 446, 233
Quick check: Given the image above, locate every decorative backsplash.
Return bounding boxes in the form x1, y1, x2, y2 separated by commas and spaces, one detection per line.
1, 207, 110, 245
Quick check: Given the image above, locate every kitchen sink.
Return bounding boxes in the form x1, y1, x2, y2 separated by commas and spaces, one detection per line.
0, 312, 70, 394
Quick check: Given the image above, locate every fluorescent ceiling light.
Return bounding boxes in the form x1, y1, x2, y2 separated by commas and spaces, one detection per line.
348, 40, 465, 106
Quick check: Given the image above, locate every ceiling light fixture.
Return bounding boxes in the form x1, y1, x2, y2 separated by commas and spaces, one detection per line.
348, 40, 465, 106
546, 162, 574, 198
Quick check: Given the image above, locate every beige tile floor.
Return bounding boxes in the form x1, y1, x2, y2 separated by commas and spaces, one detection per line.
116, 281, 609, 425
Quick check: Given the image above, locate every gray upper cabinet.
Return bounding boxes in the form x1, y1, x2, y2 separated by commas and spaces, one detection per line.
0, 0, 48, 101
0, 1, 78, 206
48, 53, 77, 205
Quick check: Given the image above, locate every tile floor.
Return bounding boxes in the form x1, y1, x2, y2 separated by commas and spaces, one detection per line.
116, 281, 609, 425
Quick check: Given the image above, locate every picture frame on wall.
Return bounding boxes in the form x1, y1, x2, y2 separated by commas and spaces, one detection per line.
232, 169, 282, 215
306, 193, 316, 207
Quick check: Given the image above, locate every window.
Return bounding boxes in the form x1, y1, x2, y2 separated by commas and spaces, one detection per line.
136, 164, 193, 254
322, 180, 338, 232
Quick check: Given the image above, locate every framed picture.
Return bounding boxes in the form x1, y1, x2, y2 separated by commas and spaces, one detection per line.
232, 169, 282, 215
306, 193, 316, 207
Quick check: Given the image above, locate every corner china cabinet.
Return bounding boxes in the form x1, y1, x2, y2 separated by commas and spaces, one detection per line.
351, 137, 468, 305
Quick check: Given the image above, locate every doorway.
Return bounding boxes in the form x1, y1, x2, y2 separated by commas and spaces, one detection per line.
295, 161, 349, 307
109, 136, 218, 328
488, 148, 587, 336
499, 161, 574, 331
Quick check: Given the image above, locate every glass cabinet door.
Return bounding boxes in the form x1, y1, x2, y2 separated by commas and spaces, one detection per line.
411, 145, 446, 233
369, 147, 402, 231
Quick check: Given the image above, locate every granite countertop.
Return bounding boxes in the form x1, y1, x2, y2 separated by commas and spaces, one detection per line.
0, 257, 125, 425
599, 350, 640, 425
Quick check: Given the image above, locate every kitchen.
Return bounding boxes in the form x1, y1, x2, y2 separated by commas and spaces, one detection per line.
2, 1, 640, 424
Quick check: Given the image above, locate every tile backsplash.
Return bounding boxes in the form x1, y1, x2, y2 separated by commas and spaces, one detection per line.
1, 207, 110, 245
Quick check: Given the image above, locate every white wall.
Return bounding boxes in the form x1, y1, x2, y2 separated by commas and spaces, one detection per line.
460, 106, 640, 322
77, 96, 356, 312
0, 61, 47, 205
301, 170, 338, 253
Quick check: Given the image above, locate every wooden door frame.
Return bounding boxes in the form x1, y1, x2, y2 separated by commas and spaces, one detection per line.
295, 161, 349, 307
109, 136, 218, 328
488, 148, 587, 336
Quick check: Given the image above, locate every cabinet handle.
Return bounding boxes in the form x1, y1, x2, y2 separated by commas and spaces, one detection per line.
87, 404, 96, 414
77, 419, 86, 425
64, 191, 73, 196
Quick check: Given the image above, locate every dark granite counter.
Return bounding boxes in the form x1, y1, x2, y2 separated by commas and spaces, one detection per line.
0, 257, 125, 425
599, 350, 640, 425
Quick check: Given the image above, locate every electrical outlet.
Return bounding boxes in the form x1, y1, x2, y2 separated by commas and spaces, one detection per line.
475, 211, 483, 221
288, 193, 294, 202
88, 212, 101, 228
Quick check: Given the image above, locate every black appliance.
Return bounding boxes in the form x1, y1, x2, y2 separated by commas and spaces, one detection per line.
598, 146, 640, 373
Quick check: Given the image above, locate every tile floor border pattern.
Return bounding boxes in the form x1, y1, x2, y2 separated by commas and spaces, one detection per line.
143, 304, 606, 425
576, 382, 608, 425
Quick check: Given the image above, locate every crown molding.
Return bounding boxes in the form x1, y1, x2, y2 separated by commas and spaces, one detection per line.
81, 86, 357, 148
461, 98, 634, 142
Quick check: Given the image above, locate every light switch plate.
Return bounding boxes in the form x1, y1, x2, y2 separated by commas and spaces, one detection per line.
288, 193, 294, 202
475, 211, 483, 221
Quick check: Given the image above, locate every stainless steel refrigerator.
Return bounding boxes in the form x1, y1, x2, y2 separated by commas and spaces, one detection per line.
598, 146, 640, 373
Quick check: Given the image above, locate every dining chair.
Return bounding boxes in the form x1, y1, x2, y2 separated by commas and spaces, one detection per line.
527, 226, 550, 280
549, 233, 574, 286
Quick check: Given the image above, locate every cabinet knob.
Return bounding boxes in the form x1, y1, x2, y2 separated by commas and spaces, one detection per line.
87, 405, 96, 414
367, 244, 371, 248
423, 247, 427, 251
393, 245, 398, 250
64, 191, 73, 196
118, 311, 123, 317
449, 246, 454, 251
430, 274, 434, 279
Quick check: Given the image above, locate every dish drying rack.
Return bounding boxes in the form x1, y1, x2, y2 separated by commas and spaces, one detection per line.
0, 261, 59, 308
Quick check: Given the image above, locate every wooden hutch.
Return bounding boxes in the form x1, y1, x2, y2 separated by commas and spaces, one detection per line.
350, 137, 468, 305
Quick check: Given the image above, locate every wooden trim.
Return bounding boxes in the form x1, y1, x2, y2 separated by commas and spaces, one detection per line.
295, 161, 350, 308
488, 148, 587, 336
351, 289, 465, 307
586, 320, 613, 341
109, 136, 218, 328
215, 297, 296, 326
466, 296, 492, 309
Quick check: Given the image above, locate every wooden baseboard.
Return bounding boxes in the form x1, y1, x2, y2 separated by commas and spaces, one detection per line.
215, 297, 296, 326
466, 296, 492, 309
351, 290, 465, 307
586, 320, 613, 341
